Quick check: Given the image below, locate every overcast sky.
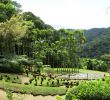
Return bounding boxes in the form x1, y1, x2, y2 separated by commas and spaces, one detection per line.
15, 0, 110, 29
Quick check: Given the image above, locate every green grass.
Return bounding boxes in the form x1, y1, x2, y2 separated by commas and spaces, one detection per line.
53, 68, 109, 75
79, 69, 109, 75
0, 81, 67, 96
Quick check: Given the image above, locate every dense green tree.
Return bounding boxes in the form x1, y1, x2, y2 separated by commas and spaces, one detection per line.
55, 29, 85, 73
0, 15, 27, 55
0, 0, 21, 22
100, 54, 110, 67
0, 0, 86, 74
23, 12, 54, 30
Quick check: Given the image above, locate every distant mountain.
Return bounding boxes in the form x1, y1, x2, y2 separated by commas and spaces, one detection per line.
82, 27, 110, 58
85, 28, 105, 42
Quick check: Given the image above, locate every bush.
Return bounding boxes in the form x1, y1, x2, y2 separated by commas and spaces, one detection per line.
6, 90, 13, 100
81, 58, 108, 72
0, 55, 29, 74
24, 82, 29, 85
65, 78, 110, 100
0, 60, 24, 74
29, 78, 34, 84
0, 75, 3, 80
56, 96, 64, 100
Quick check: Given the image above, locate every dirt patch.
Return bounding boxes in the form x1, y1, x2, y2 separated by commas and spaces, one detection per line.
0, 89, 62, 100
0, 89, 8, 100
20, 76, 30, 84
13, 94, 58, 100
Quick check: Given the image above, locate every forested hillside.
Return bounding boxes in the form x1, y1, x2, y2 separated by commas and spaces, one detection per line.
82, 27, 110, 58
0, 0, 86, 74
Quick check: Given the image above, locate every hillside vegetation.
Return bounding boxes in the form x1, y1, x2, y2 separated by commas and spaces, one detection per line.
82, 27, 110, 57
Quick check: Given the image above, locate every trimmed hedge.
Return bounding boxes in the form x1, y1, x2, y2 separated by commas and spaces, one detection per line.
66, 77, 110, 100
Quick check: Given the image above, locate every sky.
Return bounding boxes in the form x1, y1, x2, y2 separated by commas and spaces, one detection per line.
15, 0, 110, 29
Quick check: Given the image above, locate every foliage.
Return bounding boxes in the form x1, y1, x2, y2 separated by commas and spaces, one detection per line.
6, 89, 13, 100
23, 12, 54, 30
56, 96, 64, 100
0, 55, 28, 73
82, 28, 110, 57
65, 77, 110, 100
0, 0, 86, 74
80, 58, 108, 72
0, 15, 27, 55
0, 0, 21, 22
100, 54, 110, 67
100, 54, 110, 61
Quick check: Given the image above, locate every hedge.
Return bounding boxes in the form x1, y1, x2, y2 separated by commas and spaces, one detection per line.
66, 77, 110, 100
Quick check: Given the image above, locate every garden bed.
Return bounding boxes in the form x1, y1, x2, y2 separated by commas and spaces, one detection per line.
0, 81, 67, 96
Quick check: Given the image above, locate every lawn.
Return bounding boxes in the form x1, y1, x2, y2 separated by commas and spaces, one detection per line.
53, 68, 109, 75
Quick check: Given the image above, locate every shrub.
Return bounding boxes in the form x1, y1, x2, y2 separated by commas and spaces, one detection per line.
29, 78, 34, 84
0, 61, 24, 74
0, 55, 29, 74
34, 83, 37, 86
0, 75, 3, 80
81, 58, 108, 72
24, 82, 29, 85
6, 90, 13, 100
56, 96, 64, 100
66, 78, 110, 100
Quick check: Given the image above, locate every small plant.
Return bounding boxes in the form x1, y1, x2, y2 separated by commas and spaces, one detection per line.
0, 75, 3, 80
4, 75, 8, 77
24, 82, 29, 85
33, 74, 36, 79
47, 81, 49, 86
51, 81, 55, 87
17, 76, 19, 79
57, 79, 60, 86
12, 80, 16, 83
56, 96, 64, 100
41, 77, 44, 81
25, 69, 29, 76
29, 78, 34, 84
102, 78, 105, 81
34, 82, 37, 86
7, 76, 10, 80
75, 81, 79, 86
35, 78, 37, 82
13, 77, 16, 80
6, 90, 13, 100
40, 80, 43, 86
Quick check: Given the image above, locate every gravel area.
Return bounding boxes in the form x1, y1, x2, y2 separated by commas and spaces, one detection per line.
58, 73, 105, 80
